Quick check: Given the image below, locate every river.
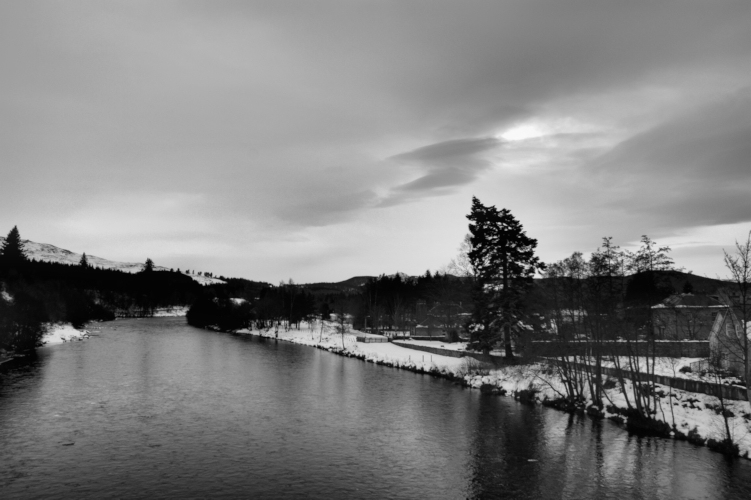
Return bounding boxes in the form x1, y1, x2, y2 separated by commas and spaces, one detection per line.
1, 318, 750, 499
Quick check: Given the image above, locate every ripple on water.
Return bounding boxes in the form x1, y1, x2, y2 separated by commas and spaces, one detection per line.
1, 317, 750, 499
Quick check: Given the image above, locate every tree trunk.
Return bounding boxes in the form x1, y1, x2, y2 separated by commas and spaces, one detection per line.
503, 251, 514, 359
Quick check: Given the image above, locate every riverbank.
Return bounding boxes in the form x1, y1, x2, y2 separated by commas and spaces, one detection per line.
41, 323, 91, 345
234, 322, 469, 375
228, 320, 751, 459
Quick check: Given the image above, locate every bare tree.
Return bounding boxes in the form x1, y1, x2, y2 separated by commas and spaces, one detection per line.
723, 231, 751, 406
333, 297, 352, 349
447, 234, 474, 278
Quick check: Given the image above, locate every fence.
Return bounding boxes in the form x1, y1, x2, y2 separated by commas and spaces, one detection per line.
563, 362, 748, 402
393, 340, 746, 401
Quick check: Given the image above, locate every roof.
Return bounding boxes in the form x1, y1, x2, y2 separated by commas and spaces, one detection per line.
652, 293, 724, 309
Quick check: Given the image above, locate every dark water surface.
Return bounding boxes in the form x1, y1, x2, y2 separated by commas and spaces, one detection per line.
2, 318, 751, 499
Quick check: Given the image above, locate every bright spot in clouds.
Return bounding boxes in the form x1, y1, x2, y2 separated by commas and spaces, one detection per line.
1, 1, 750, 282
498, 123, 548, 142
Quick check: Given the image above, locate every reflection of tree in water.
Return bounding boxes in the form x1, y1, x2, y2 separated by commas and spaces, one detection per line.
466, 396, 545, 499
465, 401, 745, 500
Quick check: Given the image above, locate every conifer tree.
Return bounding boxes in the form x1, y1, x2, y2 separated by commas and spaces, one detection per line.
79, 252, 90, 268
1, 226, 27, 266
143, 258, 155, 273
467, 197, 544, 358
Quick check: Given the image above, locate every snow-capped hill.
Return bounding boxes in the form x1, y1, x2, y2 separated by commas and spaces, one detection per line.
0, 237, 224, 285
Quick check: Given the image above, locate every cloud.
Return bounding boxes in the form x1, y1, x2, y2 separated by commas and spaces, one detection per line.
379, 137, 501, 206
277, 189, 379, 227
2, 1, 751, 281
588, 89, 751, 230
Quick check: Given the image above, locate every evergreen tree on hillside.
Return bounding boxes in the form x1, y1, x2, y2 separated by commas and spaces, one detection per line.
143, 258, 155, 273
79, 252, 90, 268
1, 226, 27, 266
467, 197, 544, 358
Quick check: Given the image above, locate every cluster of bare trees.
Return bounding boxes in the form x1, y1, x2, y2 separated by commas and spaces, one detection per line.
538, 232, 751, 452
540, 236, 678, 421
718, 232, 751, 404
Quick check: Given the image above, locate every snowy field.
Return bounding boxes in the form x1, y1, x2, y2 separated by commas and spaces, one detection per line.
556, 356, 743, 386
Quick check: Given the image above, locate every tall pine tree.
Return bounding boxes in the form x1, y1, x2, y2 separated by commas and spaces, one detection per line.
143, 258, 155, 273
467, 198, 544, 358
1, 226, 27, 267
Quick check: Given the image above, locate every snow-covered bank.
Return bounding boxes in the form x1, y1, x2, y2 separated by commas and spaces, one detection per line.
227, 321, 751, 459
235, 321, 469, 375
41, 323, 91, 345
464, 363, 751, 459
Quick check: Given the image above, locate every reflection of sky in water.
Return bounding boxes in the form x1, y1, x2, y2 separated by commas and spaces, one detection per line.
1, 318, 750, 499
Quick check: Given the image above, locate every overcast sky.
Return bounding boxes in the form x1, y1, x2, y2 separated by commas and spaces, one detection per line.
1, 1, 750, 283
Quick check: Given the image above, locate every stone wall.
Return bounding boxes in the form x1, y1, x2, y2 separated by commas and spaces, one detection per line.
591, 363, 747, 401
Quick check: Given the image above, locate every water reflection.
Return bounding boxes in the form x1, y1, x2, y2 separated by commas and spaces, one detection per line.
1, 318, 750, 499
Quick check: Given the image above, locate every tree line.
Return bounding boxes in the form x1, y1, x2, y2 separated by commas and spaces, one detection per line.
0, 226, 205, 352
461, 198, 751, 454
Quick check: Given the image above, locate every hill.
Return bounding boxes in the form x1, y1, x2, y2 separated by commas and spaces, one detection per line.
300, 276, 374, 295
656, 270, 732, 295
0, 237, 224, 285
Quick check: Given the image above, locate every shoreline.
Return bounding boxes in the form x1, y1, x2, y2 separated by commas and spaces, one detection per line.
225, 321, 751, 460
12, 316, 751, 460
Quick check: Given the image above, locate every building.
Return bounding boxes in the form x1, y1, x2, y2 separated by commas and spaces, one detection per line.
707, 307, 750, 377
651, 293, 725, 340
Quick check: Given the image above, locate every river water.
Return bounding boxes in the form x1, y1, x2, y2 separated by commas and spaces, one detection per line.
1, 318, 750, 499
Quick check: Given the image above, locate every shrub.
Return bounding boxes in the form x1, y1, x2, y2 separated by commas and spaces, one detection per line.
707, 438, 739, 457
687, 427, 706, 446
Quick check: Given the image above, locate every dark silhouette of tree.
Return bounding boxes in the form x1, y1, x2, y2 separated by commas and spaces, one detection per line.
143, 258, 155, 273
1, 226, 27, 266
79, 252, 90, 268
467, 197, 544, 357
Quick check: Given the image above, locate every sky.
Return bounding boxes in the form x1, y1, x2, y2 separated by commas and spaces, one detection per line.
1, 1, 750, 284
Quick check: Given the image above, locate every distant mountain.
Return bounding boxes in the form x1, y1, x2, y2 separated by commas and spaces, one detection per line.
655, 270, 731, 295
301, 276, 374, 294
0, 237, 224, 285
532, 269, 732, 302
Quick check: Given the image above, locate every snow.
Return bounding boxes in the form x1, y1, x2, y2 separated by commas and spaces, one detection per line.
235, 321, 469, 374
41, 323, 91, 345
395, 339, 506, 356
399, 339, 470, 351
567, 356, 743, 385
0, 237, 224, 285
463, 363, 751, 459
151, 306, 190, 317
